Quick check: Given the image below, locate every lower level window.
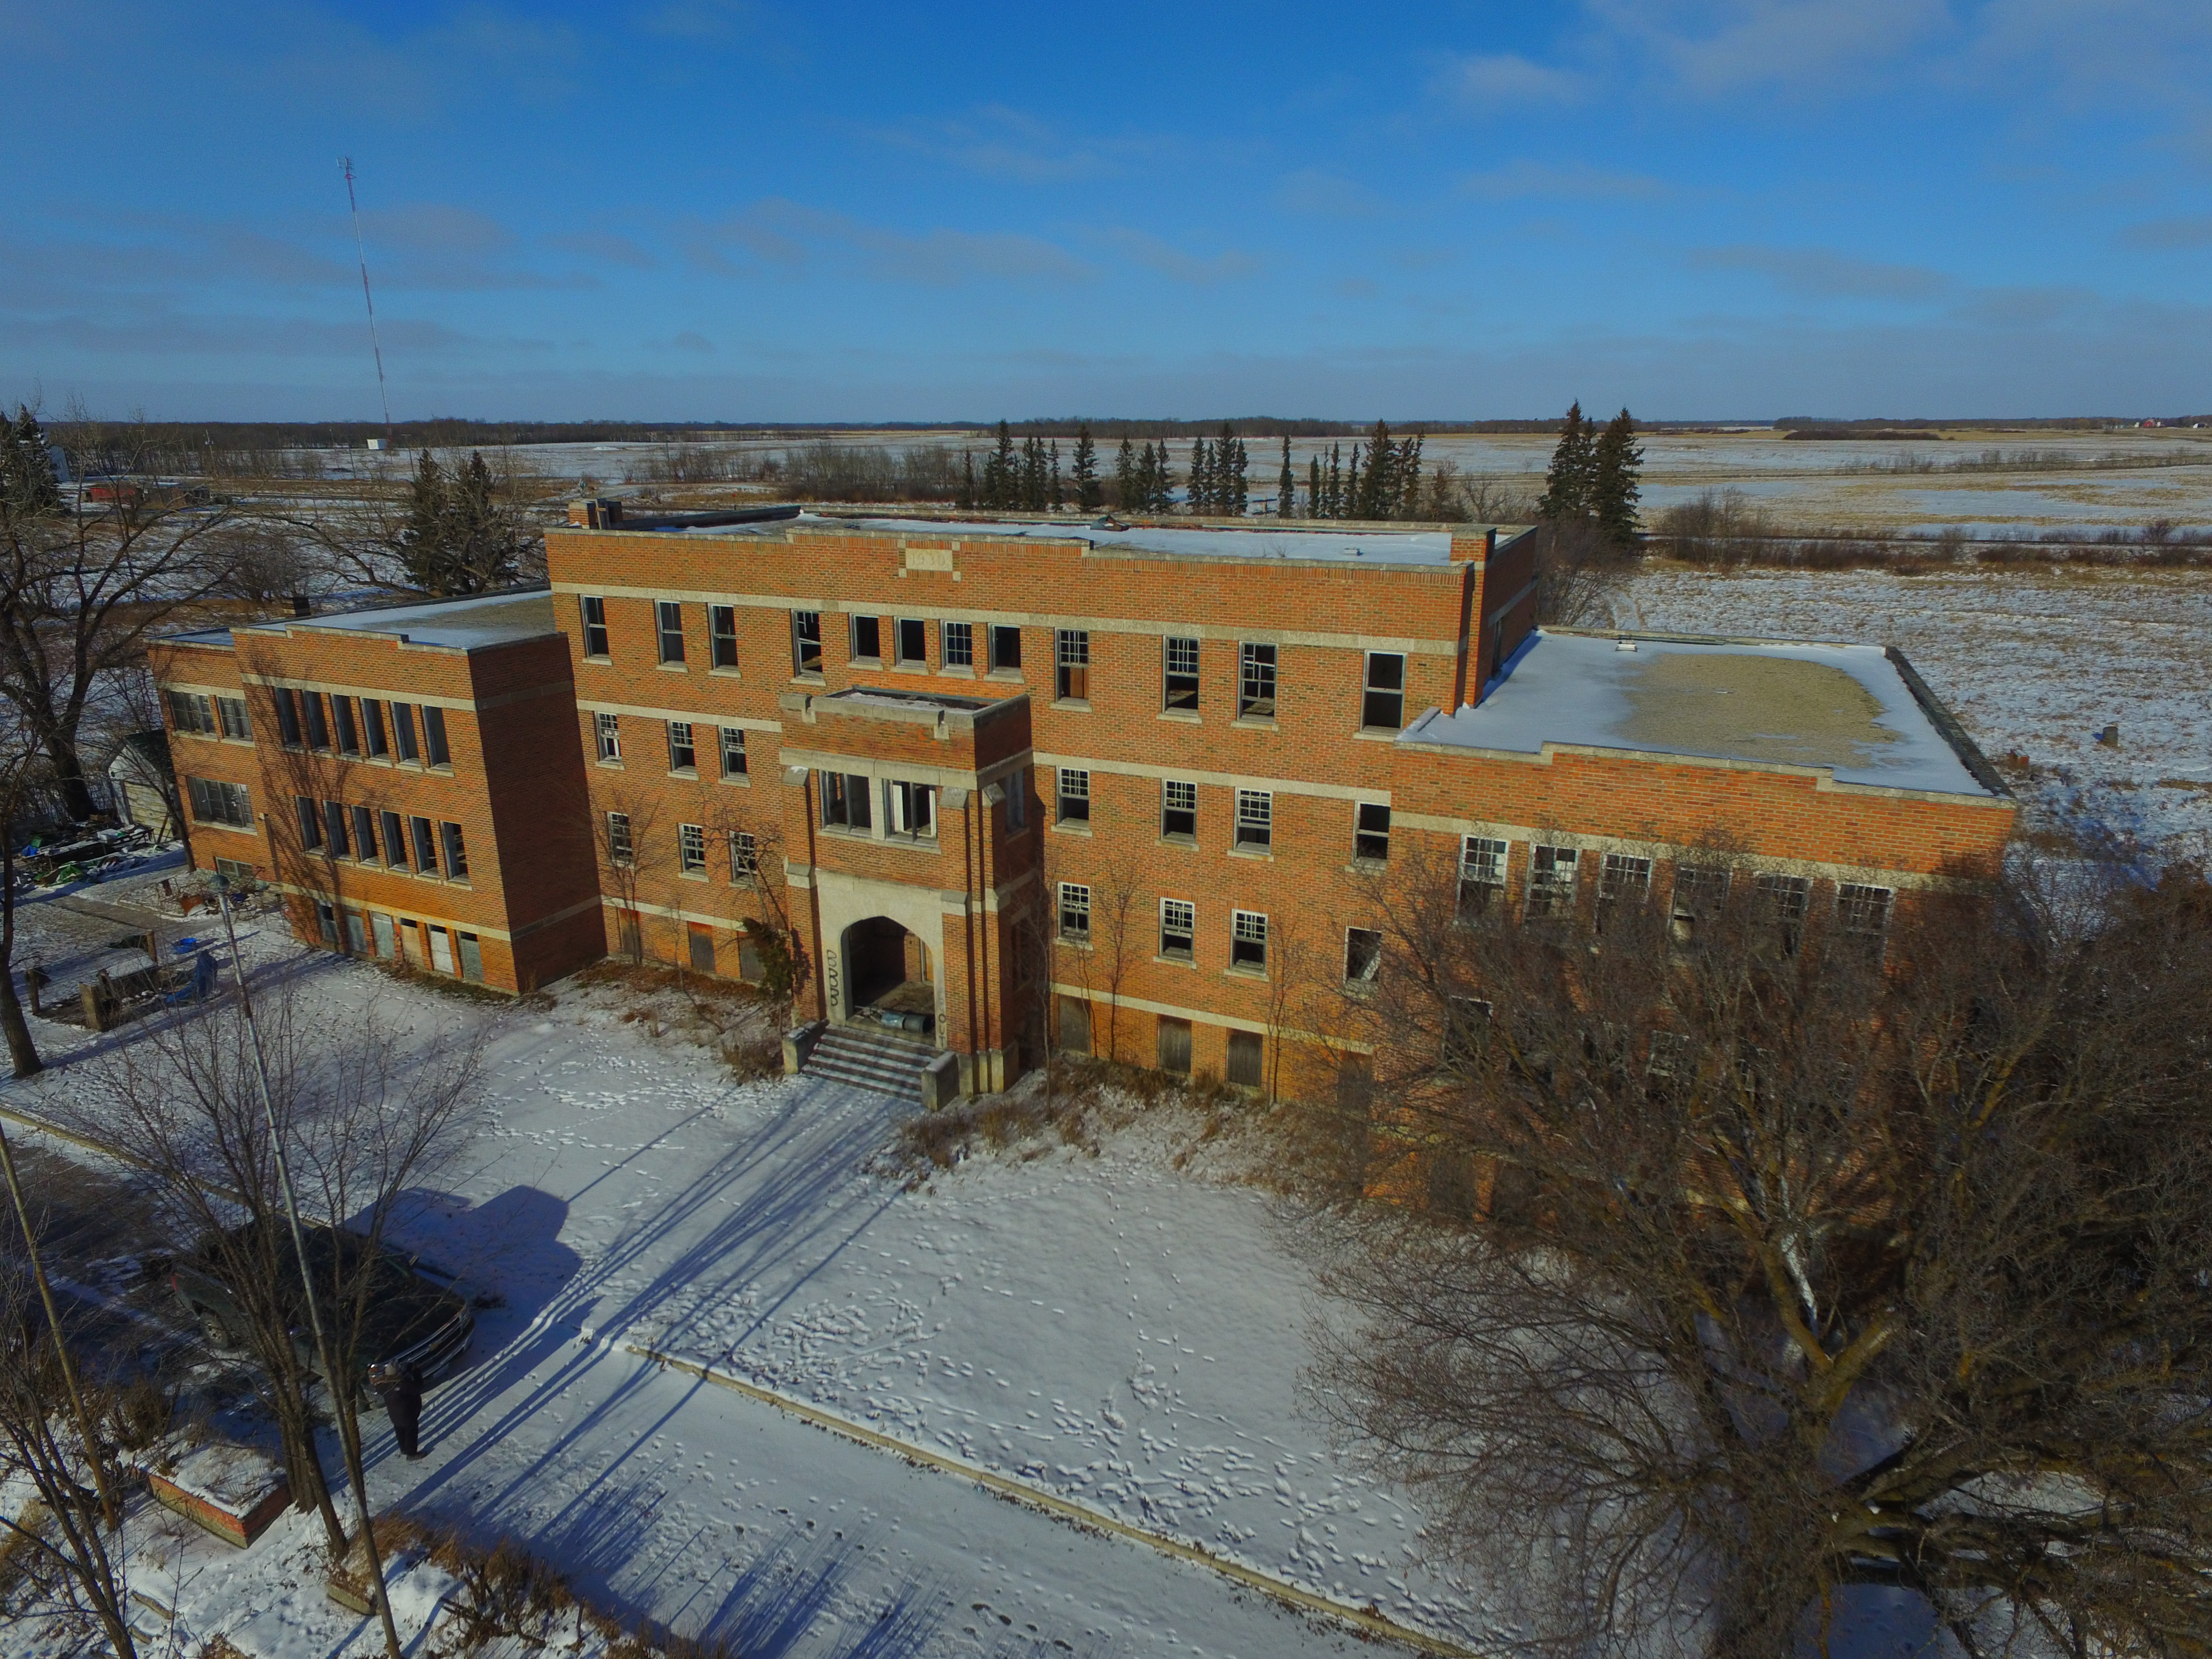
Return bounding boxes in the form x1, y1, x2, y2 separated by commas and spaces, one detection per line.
1225, 1030, 1264, 1088
1837, 883, 1893, 938
1755, 873, 1811, 953
457, 931, 484, 982
1231, 909, 1268, 971
719, 727, 748, 777
679, 822, 706, 872
731, 831, 758, 882
606, 811, 633, 865
1459, 836, 1507, 919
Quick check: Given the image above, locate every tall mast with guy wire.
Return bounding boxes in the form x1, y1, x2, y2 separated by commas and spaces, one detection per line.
339, 156, 392, 443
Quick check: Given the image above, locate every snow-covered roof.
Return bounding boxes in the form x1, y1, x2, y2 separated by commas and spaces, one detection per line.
655, 509, 1522, 566
242, 589, 559, 651
1403, 628, 2000, 797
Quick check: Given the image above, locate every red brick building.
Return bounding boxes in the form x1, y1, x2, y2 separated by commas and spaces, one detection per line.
153, 507, 2015, 1099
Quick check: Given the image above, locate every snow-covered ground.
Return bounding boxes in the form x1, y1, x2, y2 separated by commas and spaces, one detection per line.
3, 875, 1500, 1658
1622, 562, 2212, 864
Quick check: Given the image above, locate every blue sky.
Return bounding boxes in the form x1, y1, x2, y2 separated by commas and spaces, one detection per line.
6, 1, 2211, 421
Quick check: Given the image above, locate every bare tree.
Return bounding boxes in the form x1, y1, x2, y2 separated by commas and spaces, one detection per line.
1308, 853, 2212, 1658
0, 1261, 141, 1659
0, 409, 242, 820
591, 784, 662, 964
701, 796, 810, 1021
1083, 853, 1144, 1065
1, 726, 53, 1078
72, 983, 482, 1599
1532, 515, 1637, 627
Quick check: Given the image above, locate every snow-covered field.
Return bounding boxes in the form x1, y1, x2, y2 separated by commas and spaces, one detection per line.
1623, 562, 2212, 865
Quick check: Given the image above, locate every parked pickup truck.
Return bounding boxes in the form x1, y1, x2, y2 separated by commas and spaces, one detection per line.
168, 1219, 474, 1396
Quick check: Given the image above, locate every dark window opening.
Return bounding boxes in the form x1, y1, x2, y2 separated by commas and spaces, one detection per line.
1238, 643, 1277, 719
1345, 926, 1383, 983
1362, 652, 1405, 731
709, 604, 738, 669
1057, 768, 1090, 824
1055, 629, 1089, 701
422, 705, 451, 767
989, 625, 1022, 672
820, 771, 873, 830
656, 600, 687, 664
850, 614, 881, 662
581, 594, 609, 657
792, 611, 823, 675
1354, 802, 1390, 863
896, 617, 928, 665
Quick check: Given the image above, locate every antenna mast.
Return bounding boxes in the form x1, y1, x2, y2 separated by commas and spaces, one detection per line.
339, 156, 392, 441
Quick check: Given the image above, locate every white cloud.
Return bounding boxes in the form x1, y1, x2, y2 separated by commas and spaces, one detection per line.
1441, 52, 1588, 105
1460, 160, 1668, 201
1692, 244, 1952, 301
1583, 0, 1953, 95
688, 200, 1095, 287
1102, 228, 1258, 285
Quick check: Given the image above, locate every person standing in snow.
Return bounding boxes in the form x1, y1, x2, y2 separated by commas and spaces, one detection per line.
371, 1361, 425, 1459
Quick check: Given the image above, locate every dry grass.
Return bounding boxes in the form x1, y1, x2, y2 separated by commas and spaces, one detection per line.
568, 959, 784, 1083
891, 1055, 1252, 1181
337, 1514, 741, 1659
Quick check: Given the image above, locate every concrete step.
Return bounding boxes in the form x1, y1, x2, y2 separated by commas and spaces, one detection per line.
803, 1025, 938, 1101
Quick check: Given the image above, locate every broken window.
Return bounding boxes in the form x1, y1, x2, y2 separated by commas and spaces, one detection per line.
989, 624, 1022, 672
666, 719, 696, 773
596, 712, 621, 761
1163, 636, 1199, 711
1160, 898, 1195, 961
719, 727, 747, 777
730, 831, 758, 883
1234, 789, 1272, 852
820, 771, 872, 830
185, 777, 252, 828
1055, 629, 1089, 701
1755, 873, 1811, 954
1354, 802, 1390, 863
1598, 853, 1652, 929
440, 822, 468, 879
1362, 651, 1406, 731
656, 600, 686, 664
410, 815, 437, 874
1671, 865, 1730, 942
1527, 845, 1579, 919
885, 779, 936, 839
709, 604, 738, 669
1231, 909, 1269, 971
850, 614, 881, 662
606, 811, 633, 866
1161, 779, 1197, 841
581, 594, 609, 657
792, 610, 823, 675
1238, 643, 1277, 719
679, 822, 706, 873
167, 690, 214, 733
1459, 836, 1507, 920
1344, 926, 1383, 984
1057, 768, 1090, 825
1058, 882, 1092, 943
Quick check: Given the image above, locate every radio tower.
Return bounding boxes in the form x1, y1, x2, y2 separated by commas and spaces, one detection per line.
339, 156, 393, 444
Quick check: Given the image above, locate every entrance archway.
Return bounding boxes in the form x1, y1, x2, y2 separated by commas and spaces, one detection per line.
841, 915, 935, 1037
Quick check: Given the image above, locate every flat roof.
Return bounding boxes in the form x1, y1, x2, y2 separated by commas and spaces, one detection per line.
239, 589, 558, 651
1403, 628, 2000, 797
828, 686, 996, 713
654, 509, 1521, 567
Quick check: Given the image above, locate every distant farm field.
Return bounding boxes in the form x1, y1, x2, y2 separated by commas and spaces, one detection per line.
1624, 560, 2212, 864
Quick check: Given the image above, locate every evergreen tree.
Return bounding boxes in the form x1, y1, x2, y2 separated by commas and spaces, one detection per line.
1020, 435, 1047, 509
398, 450, 451, 592
1, 406, 62, 519
1279, 437, 1297, 517
1049, 440, 1065, 510
1072, 425, 1102, 510
1325, 444, 1343, 518
1220, 422, 1248, 516
1154, 441, 1178, 513
1396, 434, 1424, 519
984, 420, 1016, 509
1113, 437, 1136, 510
957, 452, 977, 511
1306, 455, 1321, 520
1536, 401, 1597, 520
1589, 407, 1644, 547
1188, 437, 1208, 514
1347, 443, 1366, 519
397, 449, 520, 596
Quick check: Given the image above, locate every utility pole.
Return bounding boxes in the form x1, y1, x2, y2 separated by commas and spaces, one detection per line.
339, 157, 393, 448
211, 877, 403, 1659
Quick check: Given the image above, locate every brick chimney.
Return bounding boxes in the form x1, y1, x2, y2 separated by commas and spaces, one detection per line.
1448, 526, 1500, 562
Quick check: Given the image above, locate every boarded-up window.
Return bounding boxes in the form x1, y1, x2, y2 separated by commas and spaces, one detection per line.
428, 926, 455, 974
687, 924, 716, 974
1156, 1016, 1192, 1076
1057, 995, 1092, 1055
457, 932, 484, 983
1225, 1030, 1264, 1089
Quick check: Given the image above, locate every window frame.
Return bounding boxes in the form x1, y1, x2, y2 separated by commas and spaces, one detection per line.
849, 613, 883, 664
168, 690, 214, 734
380, 809, 408, 869
819, 771, 873, 831
294, 795, 321, 850
1057, 881, 1092, 944
350, 805, 378, 861
678, 822, 707, 873
332, 696, 359, 755
1837, 882, 1894, 940
1055, 629, 1090, 702
1344, 926, 1383, 984
884, 779, 937, 841
1526, 844, 1580, 918
1599, 852, 1652, 906
1161, 779, 1197, 842
1458, 836, 1507, 920
1233, 788, 1272, 852
1056, 767, 1091, 825
1159, 898, 1195, 962
186, 776, 252, 829
708, 603, 739, 669
895, 617, 928, 667
1361, 651, 1406, 732
1755, 873, 1812, 954
1162, 635, 1200, 711
217, 695, 252, 740
605, 810, 634, 867
274, 688, 301, 747
941, 620, 974, 669
791, 610, 824, 676
596, 711, 622, 761
391, 702, 420, 763
988, 624, 1022, 673
358, 698, 384, 757
666, 719, 697, 774
1237, 642, 1277, 721
440, 821, 469, 879
422, 705, 451, 767
718, 726, 747, 778
1230, 909, 1269, 972
730, 830, 758, 884
581, 594, 610, 659
1354, 802, 1390, 864
656, 599, 687, 665
302, 692, 330, 750
410, 815, 439, 874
